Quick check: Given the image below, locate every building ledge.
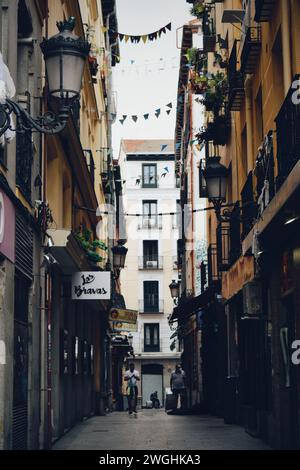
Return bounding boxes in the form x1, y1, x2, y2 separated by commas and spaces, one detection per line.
242, 157, 300, 255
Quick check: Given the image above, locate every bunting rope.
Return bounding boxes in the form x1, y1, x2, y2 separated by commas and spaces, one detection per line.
103, 22, 172, 44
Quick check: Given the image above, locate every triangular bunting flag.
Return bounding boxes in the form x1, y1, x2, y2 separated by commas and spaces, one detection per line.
123, 115, 127, 121
124, 35, 130, 43
161, 144, 168, 151
155, 108, 161, 118
143, 114, 149, 120
166, 103, 173, 108
119, 33, 124, 42
132, 115, 138, 122
111, 113, 116, 120
142, 35, 148, 43
119, 118, 125, 125
166, 23, 172, 31
130, 60, 135, 64
166, 110, 171, 115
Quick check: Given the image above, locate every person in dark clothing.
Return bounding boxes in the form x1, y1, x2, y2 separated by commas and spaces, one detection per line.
170, 363, 186, 411
150, 391, 160, 408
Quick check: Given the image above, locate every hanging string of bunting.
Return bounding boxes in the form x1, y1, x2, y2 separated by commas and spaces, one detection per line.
102, 22, 172, 44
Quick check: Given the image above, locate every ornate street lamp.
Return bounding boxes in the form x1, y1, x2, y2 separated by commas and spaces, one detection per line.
0, 17, 90, 137
203, 156, 228, 220
169, 279, 180, 305
111, 241, 128, 279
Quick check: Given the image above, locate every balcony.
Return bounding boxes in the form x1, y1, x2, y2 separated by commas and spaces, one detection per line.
254, 131, 275, 217
240, 26, 262, 74
139, 299, 164, 314
241, 172, 257, 240
202, 8, 216, 53
197, 114, 231, 146
228, 41, 245, 111
137, 216, 163, 230
275, 76, 300, 190
141, 338, 163, 353
254, 0, 276, 22
217, 202, 241, 271
138, 256, 163, 270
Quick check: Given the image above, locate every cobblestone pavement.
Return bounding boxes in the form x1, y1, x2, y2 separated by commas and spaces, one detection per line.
52, 409, 271, 450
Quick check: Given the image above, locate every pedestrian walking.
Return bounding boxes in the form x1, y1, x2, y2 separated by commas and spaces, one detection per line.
170, 363, 186, 411
124, 363, 140, 417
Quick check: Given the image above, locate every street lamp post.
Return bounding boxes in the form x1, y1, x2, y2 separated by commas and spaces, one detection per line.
0, 17, 90, 137
203, 156, 228, 220
169, 279, 180, 305
111, 240, 128, 279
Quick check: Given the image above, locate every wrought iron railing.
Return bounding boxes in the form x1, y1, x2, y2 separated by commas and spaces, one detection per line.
240, 26, 262, 74
254, 131, 275, 217
139, 299, 164, 314
254, 0, 276, 22
137, 215, 163, 230
216, 202, 241, 271
228, 41, 245, 111
138, 256, 163, 270
241, 172, 257, 239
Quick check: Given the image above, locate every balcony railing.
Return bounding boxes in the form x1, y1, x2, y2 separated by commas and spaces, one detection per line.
141, 338, 163, 353
275, 75, 300, 190
200, 260, 208, 293
202, 7, 216, 53
137, 216, 163, 230
207, 244, 220, 287
241, 172, 257, 240
139, 299, 164, 314
254, 0, 276, 22
228, 41, 245, 111
254, 131, 275, 217
217, 202, 241, 271
240, 26, 262, 74
138, 256, 163, 270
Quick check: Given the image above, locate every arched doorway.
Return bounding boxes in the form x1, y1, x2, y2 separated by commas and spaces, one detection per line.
141, 364, 163, 407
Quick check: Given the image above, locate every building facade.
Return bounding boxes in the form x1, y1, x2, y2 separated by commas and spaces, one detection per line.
119, 139, 181, 407
175, 0, 300, 449
0, 0, 126, 450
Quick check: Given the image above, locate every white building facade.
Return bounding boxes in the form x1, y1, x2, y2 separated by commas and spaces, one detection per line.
119, 139, 181, 407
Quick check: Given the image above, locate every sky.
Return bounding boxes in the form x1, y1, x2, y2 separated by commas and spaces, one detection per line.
111, 0, 192, 158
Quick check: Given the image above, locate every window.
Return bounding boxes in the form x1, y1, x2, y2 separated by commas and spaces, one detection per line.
142, 164, 157, 188
144, 281, 159, 312
144, 324, 160, 352
143, 240, 158, 268
142, 200, 158, 228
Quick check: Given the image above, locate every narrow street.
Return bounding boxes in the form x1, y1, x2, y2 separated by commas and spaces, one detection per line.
53, 410, 270, 450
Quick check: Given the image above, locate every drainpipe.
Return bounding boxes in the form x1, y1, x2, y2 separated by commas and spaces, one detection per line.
245, 76, 254, 173
281, 0, 292, 95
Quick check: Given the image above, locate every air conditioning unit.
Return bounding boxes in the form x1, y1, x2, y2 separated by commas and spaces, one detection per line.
243, 281, 262, 317
146, 260, 158, 268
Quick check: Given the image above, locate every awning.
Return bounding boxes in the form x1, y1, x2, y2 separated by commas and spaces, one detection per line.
169, 289, 216, 323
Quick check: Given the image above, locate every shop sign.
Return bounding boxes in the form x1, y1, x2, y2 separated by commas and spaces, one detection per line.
109, 308, 137, 324
71, 272, 111, 300
110, 321, 138, 332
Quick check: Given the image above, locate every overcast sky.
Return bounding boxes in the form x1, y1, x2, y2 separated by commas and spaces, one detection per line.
112, 0, 192, 157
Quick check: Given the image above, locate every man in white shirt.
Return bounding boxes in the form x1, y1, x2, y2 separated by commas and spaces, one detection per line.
124, 363, 140, 416
170, 363, 186, 411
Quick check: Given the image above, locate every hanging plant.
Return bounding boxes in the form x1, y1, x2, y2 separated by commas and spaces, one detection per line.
190, 2, 206, 19
75, 229, 107, 263
213, 52, 228, 69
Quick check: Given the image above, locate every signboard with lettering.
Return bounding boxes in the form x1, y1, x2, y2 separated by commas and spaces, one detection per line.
72, 272, 111, 300
110, 321, 138, 333
109, 308, 137, 324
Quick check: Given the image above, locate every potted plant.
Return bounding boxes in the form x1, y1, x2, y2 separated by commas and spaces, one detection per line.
75, 229, 108, 264
189, 70, 209, 94
213, 52, 228, 69
190, 2, 206, 19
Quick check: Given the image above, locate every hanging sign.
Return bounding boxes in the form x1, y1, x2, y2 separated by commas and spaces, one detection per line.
110, 321, 138, 332
72, 272, 111, 300
109, 308, 137, 324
